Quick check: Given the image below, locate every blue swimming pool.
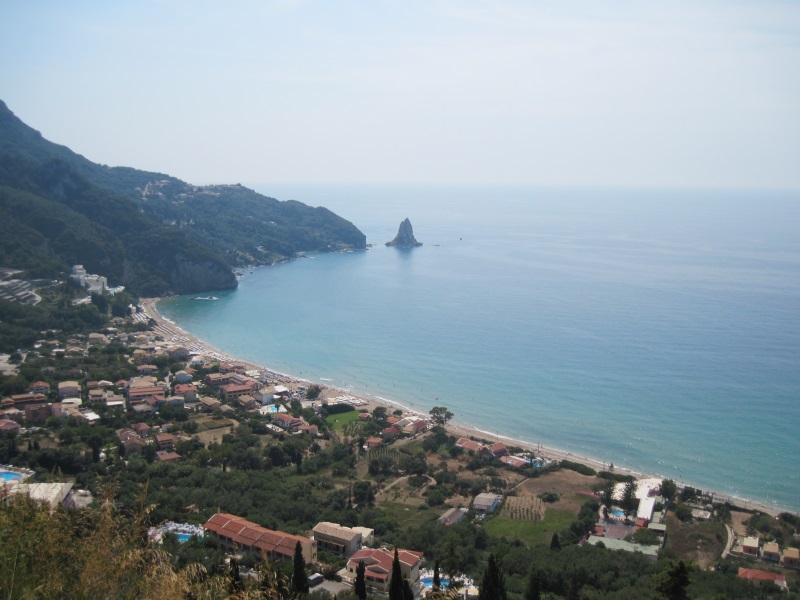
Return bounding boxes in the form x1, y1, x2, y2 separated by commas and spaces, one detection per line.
177, 533, 193, 542
612, 509, 625, 517
421, 577, 450, 589
0, 471, 22, 482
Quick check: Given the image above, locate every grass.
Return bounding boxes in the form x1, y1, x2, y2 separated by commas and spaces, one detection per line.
325, 410, 362, 434
484, 507, 576, 546
380, 500, 440, 531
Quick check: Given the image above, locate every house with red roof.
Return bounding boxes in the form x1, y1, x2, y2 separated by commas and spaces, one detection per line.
456, 437, 486, 454
345, 547, 423, 595
31, 381, 50, 395
271, 412, 305, 431
204, 513, 316, 565
174, 383, 197, 401
0, 419, 21, 436
486, 442, 508, 458
737, 568, 787, 590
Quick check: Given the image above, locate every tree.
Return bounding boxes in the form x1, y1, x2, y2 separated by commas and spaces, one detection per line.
621, 480, 638, 517
600, 481, 614, 511
228, 557, 243, 596
429, 406, 454, 428
433, 559, 441, 590
550, 532, 561, 551
354, 560, 367, 600
389, 548, 404, 600
292, 541, 309, 593
525, 567, 542, 600
653, 560, 691, 600
675, 503, 693, 522
478, 553, 507, 600
306, 384, 322, 400
660, 479, 677, 503
403, 578, 414, 600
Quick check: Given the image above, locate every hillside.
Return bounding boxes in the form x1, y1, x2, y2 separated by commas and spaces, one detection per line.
0, 100, 367, 293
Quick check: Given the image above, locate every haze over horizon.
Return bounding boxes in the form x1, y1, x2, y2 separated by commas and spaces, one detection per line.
2, 1, 799, 190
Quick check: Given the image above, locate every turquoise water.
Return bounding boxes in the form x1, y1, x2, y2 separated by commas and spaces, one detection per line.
158, 185, 800, 512
421, 577, 450, 588
0, 471, 22, 482
177, 533, 192, 542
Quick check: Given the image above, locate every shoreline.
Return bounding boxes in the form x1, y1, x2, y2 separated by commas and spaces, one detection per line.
139, 297, 786, 517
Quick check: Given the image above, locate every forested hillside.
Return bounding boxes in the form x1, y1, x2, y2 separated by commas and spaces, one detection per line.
0, 100, 367, 282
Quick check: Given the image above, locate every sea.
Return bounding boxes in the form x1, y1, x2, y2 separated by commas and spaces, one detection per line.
157, 184, 800, 513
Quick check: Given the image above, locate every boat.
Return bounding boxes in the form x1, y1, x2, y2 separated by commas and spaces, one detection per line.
192, 296, 219, 301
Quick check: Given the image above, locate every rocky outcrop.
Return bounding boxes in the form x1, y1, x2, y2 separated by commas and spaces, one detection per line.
386, 218, 422, 248
168, 255, 238, 294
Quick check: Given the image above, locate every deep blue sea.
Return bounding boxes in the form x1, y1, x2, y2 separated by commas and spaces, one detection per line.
158, 184, 800, 512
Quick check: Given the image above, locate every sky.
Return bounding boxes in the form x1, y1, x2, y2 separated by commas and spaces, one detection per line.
1, 1, 799, 189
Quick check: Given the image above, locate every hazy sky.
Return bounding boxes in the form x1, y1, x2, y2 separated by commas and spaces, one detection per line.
2, 1, 799, 188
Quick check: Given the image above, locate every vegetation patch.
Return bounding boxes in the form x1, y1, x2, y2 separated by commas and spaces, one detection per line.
324, 410, 361, 434
485, 507, 576, 545
501, 495, 544, 521
663, 513, 726, 568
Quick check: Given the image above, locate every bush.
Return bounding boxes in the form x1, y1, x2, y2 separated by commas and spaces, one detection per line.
560, 460, 596, 476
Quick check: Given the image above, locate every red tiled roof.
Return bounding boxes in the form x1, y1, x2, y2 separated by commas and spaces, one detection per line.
347, 548, 423, 581
204, 513, 311, 561
738, 568, 786, 583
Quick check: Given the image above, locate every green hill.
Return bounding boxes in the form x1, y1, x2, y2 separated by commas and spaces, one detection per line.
0, 100, 367, 294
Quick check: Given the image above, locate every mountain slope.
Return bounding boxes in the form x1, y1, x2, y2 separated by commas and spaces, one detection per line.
0, 100, 366, 269
0, 156, 236, 296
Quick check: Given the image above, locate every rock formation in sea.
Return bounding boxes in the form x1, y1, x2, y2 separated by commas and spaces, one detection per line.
385, 218, 422, 248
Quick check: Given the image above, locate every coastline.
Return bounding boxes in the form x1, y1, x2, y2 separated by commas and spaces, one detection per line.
139, 297, 785, 517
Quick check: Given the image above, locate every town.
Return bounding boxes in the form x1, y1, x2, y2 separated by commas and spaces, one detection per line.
1, 268, 798, 599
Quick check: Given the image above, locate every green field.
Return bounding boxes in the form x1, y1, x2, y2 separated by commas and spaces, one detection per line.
381, 501, 440, 531
484, 508, 576, 546
325, 410, 362, 433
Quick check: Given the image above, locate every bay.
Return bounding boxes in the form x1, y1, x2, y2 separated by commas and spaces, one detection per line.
158, 184, 800, 512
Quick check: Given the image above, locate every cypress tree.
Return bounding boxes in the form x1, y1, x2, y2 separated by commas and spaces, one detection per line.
388, 548, 404, 600
402, 578, 414, 600
550, 532, 561, 551
478, 553, 507, 600
524, 567, 542, 600
354, 560, 367, 600
432, 559, 441, 590
292, 541, 309, 593
228, 557, 243, 595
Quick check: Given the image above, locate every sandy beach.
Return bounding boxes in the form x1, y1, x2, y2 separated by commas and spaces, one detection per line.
138, 297, 784, 517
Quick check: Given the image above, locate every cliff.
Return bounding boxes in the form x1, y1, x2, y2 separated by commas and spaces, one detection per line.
386, 218, 422, 248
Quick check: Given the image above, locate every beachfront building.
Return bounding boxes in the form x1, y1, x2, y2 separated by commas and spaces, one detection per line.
204, 513, 316, 565
762, 542, 781, 563
783, 547, 800, 569
473, 493, 503, 514
499, 455, 530, 468
456, 437, 486, 454
345, 547, 423, 595
742, 536, 760, 556
312, 522, 371, 557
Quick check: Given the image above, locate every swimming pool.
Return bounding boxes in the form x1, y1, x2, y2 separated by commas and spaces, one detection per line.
421, 577, 450, 589
177, 533, 193, 542
612, 509, 625, 517
0, 471, 22, 482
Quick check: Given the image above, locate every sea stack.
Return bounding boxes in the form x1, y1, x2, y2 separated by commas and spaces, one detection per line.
386, 218, 422, 248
